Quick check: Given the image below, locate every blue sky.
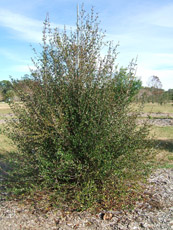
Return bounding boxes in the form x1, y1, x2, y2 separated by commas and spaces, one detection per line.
0, 0, 173, 90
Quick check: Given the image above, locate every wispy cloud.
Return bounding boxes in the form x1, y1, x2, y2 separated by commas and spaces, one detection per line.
0, 9, 43, 42
0, 2, 172, 89
0, 8, 75, 43
134, 3, 173, 28
0, 48, 30, 63
136, 65, 173, 90
148, 4, 173, 28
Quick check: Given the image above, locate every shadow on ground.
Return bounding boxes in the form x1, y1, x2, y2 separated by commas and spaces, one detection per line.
154, 139, 173, 153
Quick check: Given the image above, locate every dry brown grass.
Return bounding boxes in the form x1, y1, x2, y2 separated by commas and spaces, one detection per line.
0, 133, 16, 155
142, 103, 173, 114
151, 126, 173, 168
0, 102, 11, 115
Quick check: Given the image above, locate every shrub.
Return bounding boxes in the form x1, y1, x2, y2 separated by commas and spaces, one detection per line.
5, 7, 152, 210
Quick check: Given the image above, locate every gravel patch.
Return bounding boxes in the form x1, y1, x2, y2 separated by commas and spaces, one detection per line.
147, 118, 173, 126
138, 113, 173, 127
137, 118, 173, 127
140, 113, 173, 118
0, 168, 172, 230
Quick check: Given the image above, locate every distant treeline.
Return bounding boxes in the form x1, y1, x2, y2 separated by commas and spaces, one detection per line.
136, 87, 173, 104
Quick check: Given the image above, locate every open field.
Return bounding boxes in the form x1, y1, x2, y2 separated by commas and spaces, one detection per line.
151, 125, 173, 169
0, 103, 14, 123
0, 103, 12, 121
151, 126, 173, 139
0, 102, 11, 115
142, 102, 173, 113
0, 130, 16, 156
0, 103, 15, 156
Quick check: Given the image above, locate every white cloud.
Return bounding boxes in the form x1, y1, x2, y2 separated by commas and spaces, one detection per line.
137, 53, 173, 70
136, 52, 173, 90
135, 3, 173, 28
0, 9, 43, 42
136, 65, 173, 90
149, 4, 173, 28
0, 8, 75, 43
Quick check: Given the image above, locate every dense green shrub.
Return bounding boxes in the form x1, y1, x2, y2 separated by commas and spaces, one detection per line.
5, 7, 152, 210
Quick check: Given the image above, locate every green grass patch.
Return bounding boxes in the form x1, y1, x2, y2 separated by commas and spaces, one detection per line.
151, 126, 173, 139
142, 103, 173, 113
157, 164, 173, 169
0, 133, 16, 155
154, 139, 173, 165
150, 125, 173, 169
0, 102, 11, 115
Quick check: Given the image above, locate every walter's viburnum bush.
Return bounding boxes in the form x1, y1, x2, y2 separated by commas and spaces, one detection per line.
5, 7, 152, 209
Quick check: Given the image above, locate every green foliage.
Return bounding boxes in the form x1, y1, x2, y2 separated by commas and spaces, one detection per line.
114, 66, 142, 104
4, 7, 153, 210
167, 89, 173, 102
0, 80, 15, 102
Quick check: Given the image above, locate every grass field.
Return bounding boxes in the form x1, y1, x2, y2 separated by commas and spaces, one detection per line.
150, 125, 173, 169
0, 103, 14, 155
151, 126, 173, 139
0, 129, 16, 155
142, 103, 173, 113
0, 102, 12, 120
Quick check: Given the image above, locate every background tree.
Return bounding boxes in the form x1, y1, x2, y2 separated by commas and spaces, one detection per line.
0, 90, 3, 101
147, 75, 163, 103
147, 75, 162, 89
5, 7, 152, 210
167, 89, 173, 103
0, 80, 14, 102
114, 65, 142, 104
